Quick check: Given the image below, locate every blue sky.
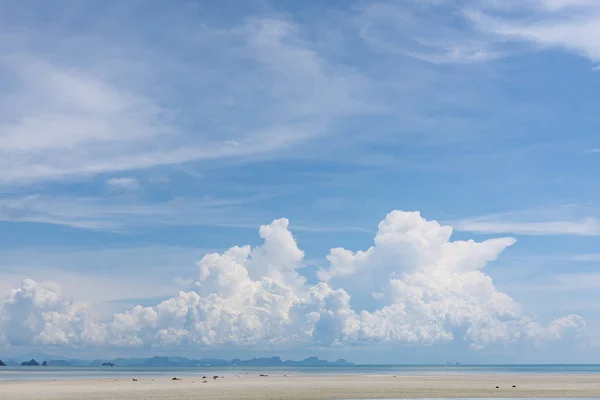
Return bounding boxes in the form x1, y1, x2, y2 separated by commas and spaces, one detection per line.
1, 0, 600, 363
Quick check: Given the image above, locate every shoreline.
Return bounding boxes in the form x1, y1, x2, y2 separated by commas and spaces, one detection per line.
2, 373, 600, 399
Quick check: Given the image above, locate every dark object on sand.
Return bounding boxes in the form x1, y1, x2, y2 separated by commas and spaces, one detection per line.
202, 376, 207, 379
21, 359, 40, 366
132, 378, 138, 382
172, 377, 181, 381
512, 385, 516, 388
495, 386, 499, 389
259, 374, 268, 377
202, 380, 207, 383
213, 375, 219, 380
284, 375, 287, 377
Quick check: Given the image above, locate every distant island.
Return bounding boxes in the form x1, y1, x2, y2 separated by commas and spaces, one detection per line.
230, 356, 353, 367
45, 360, 70, 367
0, 354, 353, 368
0, 359, 5, 366
106, 356, 353, 368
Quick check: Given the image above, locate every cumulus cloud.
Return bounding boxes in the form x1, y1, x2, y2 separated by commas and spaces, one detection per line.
0, 211, 585, 350
0, 279, 104, 347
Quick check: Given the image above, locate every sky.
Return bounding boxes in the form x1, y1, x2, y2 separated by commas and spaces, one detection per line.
1, 0, 600, 364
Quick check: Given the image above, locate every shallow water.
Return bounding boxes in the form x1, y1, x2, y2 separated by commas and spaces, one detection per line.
2, 364, 600, 382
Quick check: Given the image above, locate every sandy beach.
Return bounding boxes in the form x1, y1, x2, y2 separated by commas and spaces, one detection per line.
1, 374, 600, 399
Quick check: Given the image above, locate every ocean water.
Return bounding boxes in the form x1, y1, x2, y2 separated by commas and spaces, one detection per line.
2, 364, 600, 382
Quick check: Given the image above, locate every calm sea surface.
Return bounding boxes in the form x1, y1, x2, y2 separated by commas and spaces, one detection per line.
2, 364, 600, 382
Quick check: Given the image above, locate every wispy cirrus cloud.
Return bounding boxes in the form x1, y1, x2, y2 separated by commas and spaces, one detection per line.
583, 148, 600, 154
357, 1, 505, 64
0, 11, 368, 186
453, 205, 600, 236
0, 193, 372, 234
0, 194, 271, 231
455, 218, 600, 236
4, 0, 595, 189
106, 177, 139, 191
569, 253, 600, 262
465, 0, 600, 64
358, 0, 600, 66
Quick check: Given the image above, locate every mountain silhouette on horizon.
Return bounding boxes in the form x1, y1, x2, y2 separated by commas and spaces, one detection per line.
0, 353, 354, 368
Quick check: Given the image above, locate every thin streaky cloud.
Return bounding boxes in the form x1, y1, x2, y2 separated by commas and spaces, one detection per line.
0, 16, 369, 186
0, 193, 370, 234
465, 0, 600, 62
106, 177, 139, 190
212, 223, 373, 234
0, 194, 274, 231
569, 254, 600, 262
454, 217, 600, 236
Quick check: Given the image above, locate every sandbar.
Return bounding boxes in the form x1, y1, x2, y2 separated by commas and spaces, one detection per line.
1, 373, 600, 399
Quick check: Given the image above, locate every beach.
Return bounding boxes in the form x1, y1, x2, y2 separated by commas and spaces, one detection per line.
1, 374, 600, 399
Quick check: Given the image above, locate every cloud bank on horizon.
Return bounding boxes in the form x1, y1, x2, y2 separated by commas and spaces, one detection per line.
1, 0, 600, 362
0, 211, 584, 350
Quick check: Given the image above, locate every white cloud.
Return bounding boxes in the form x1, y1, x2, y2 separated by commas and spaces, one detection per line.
1, 1, 597, 189
0, 279, 105, 347
454, 217, 600, 236
0, 244, 206, 320
0, 15, 367, 186
106, 177, 139, 190
0, 56, 182, 185
452, 204, 600, 236
519, 273, 600, 292
358, 1, 503, 64
317, 211, 527, 348
0, 211, 583, 350
465, 0, 600, 62
523, 314, 585, 345
570, 253, 600, 261
0, 193, 373, 233
358, 0, 600, 66
0, 194, 269, 231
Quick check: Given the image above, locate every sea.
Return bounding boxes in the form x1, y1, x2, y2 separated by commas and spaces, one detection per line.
1, 364, 600, 382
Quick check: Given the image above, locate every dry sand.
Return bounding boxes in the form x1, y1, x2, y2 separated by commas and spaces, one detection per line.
1, 374, 600, 399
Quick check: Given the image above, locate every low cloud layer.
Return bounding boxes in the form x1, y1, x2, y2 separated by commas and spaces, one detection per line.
0, 211, 584, 350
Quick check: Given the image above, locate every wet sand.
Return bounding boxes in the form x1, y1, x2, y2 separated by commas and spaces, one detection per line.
1, 374, 600, 399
